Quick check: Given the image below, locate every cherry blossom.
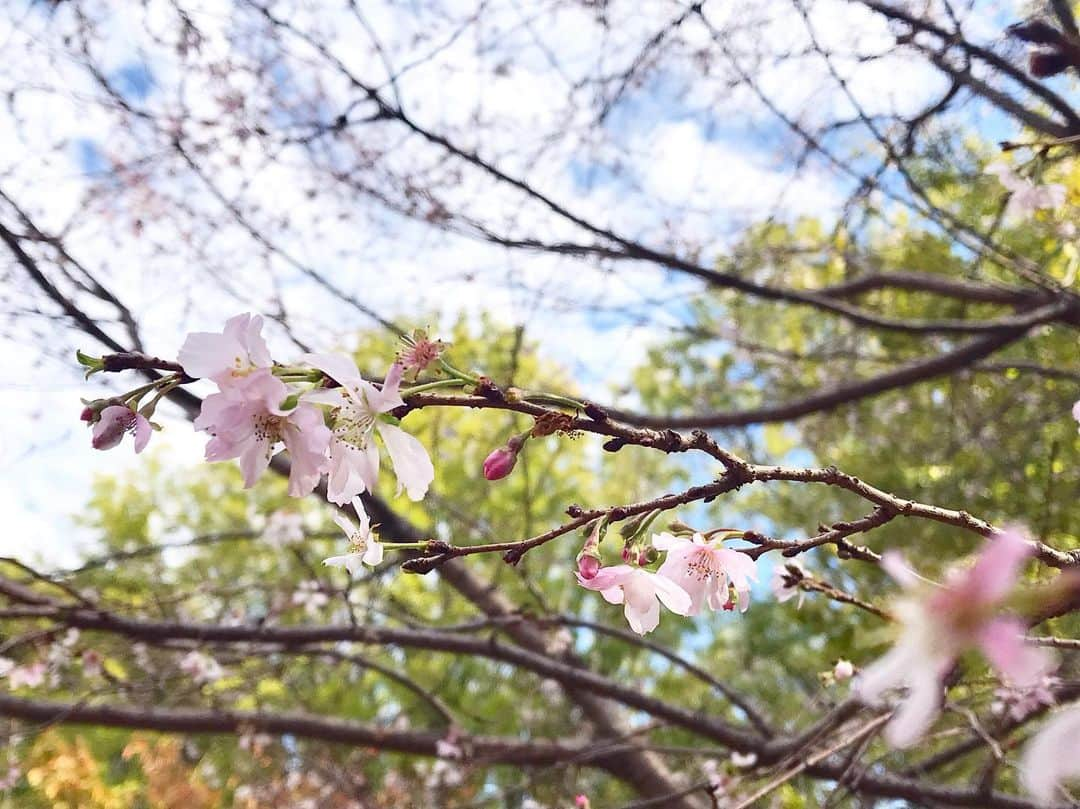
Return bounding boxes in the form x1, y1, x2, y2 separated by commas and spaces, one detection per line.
263, 510, 305, 547
194, 368, 330, 496
177, 312, 272, 383
292, 581, 330, 615
576, 564, 692, 634
730, 751, 758, 768
179, 650, 224, 684
985, 164, 1066, 219
854, 528, 1054, 748
398, 331, 446, 377
702, 759, 732, 798
1020, 702, 1080, 805
435, 737, 463, 759
323, 497, 383, 575
992, 675, 1057, 722
302, 354, 434, 504
1073, 400, 1080, 431
771, 560, 805, 608
653, 532, 758, 614
91, 404, 151, 453
7, 661, 46, 690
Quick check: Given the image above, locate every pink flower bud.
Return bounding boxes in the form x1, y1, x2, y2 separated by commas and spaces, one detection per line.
482, 447, 516, 480
577, 554, 601, 580
80, 406, 95, 422
637, 547, 658, 566
575, 796, 591, 809
833, 659, 855, 681
482, 434, 526, 480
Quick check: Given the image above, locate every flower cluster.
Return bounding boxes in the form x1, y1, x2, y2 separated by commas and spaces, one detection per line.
985, 163, 1067, 220
86, 313, 437, 573
576, 529, 758, 635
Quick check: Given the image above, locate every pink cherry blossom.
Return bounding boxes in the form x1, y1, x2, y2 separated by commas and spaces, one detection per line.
291, 581, 330, 615
177, 312, 272, 383
992, 675, 1057, 722
702, 759, 731, 796
263, 510, 305, 547
771, 560, 806, 608
1021, 702, 1080, 804
194, 368, 330, 496
0, 766, 19, 791
399, 333, 446, 376
855, 528, 1054, 748
1073, 400, 1080, 430
7, 661, 46, 690
435, 737, 462, 759
323, 497, 383, 575
653, 532, 758, 615
301, 354, 433, 505
985, 163, 1067, 219
576, 564, 692, 634
179, 650, 224, 684
91, 405, 151, 453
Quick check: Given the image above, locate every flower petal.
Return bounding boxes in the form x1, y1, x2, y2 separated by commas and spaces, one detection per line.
577, 565, 633, 593
885, 664, 943, 749
362, 538, 384, 566
1020, 704, 1080, 805
300, 352, 364, 388
132, 413, 152, 453
369, 362, 406, 412
377, 422, 434, 501
881, 551, 920, 590
651, 532, 685, 551
978, 618, 1054, 689
967, 527, 1032, 606
651, 572, 693, 616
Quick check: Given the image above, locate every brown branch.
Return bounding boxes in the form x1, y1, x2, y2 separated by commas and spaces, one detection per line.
602, 303, 1070, 429
0, 693, 589, 766
818, 271, 1041, 305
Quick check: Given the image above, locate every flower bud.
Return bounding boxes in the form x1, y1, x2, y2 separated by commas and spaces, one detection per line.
577, 554, 601, 580
576, 519, 603, 579
92, 409, 133, 450
482, 433, 527, 481
637, 546, 658, 566
833, 659, 855, 681
80, 406, 95, 422
575, 796, 591, 809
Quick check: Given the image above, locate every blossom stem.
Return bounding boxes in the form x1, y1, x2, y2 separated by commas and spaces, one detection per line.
437, 358, 480, 385
121, 377, 178, 407
521, 391, 586, 410
401, 378, 469, 397
380, 541, 430, 551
